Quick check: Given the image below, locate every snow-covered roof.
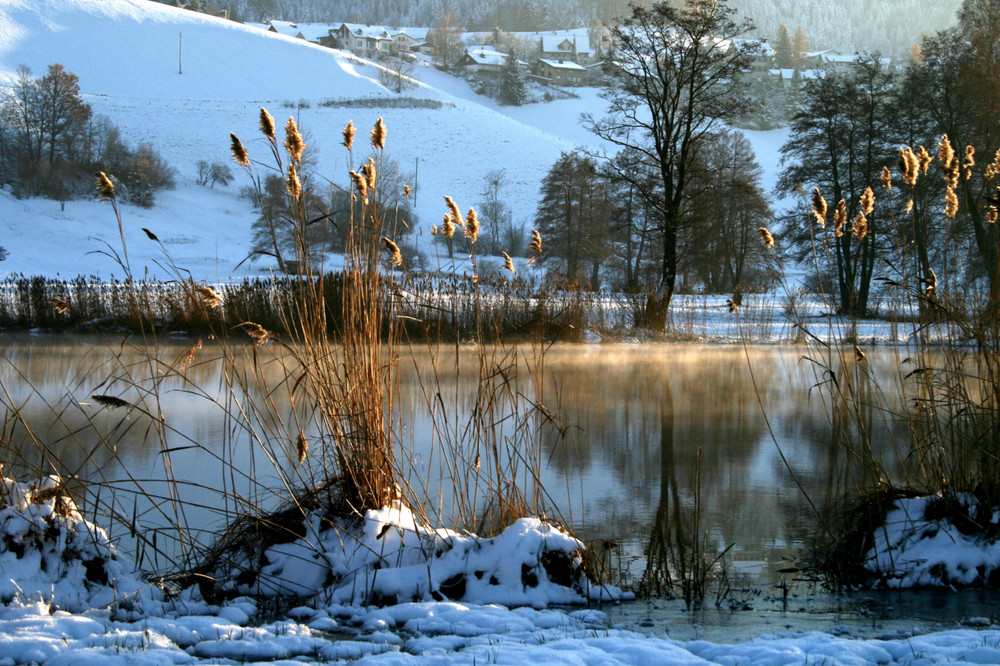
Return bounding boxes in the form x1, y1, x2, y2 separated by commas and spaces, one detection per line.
540, 33, 592, 56
265, 21, 335, 42
395, 27, 431, 40
538, 58, 586, 71
339, 23, 393, 40
463, 49, 512, 67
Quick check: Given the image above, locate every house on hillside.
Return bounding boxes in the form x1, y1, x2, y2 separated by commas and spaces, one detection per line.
535, 59, 587, 86
458, 49, 525, 79
538, 34, 593, 64
335, 23, 394, 58
392, 28, 430, 54
265, 21, 338, 46
767, 67, 825, 88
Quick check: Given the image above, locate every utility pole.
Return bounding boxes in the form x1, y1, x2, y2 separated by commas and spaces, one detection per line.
179, 32, 183, 74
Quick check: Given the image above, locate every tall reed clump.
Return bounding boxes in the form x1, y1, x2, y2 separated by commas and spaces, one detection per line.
801, 137, 1000, 588
228, 112, 402, 512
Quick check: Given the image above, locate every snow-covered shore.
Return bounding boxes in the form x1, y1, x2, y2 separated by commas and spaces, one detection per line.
4, 475, 1000, 664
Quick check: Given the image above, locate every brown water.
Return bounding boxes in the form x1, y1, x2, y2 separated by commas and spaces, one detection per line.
0, 335, 910, 586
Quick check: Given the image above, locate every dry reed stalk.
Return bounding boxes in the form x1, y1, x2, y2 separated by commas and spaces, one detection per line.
812, 188, 828, 227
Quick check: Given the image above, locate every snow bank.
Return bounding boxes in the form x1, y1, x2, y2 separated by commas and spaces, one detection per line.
865, 494, 1000, 589
0, 476, 157, 613
207, 500, 630, 608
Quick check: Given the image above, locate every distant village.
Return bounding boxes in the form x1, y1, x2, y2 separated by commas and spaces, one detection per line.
251, 18, 904, 93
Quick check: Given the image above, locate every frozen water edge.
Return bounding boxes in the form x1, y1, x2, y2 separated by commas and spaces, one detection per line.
4, 477, 1000, 664
4, 596, 1000, 664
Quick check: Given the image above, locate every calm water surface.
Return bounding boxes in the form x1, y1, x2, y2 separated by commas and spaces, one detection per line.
2, 335, 991, 633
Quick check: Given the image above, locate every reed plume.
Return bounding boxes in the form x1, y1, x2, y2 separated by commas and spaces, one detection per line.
811, 188, 828, 227
987, 206, 998, 225
296, 430, 309, 464
96, 172, 116, 201
178, 339, 202, 374
230, 133, 249, 167
944, 186, 959, 218
852, 211, 868, 240
834, 199, 847, 237
259, 108, 276, 141
860, 186, 875, 216
342, 120, 356, 150
286, 163, 302, 199
963, 145, 975, 180
441, 214, 456, 239
529, 229, 542, 256
362, 158, 377, 193
917, 146, 933, 174
383, 237, 403, 267
284, 116, 305, 163
881, 165, 892, 190
502, 251, 515, 274
241, 321, 271, 346
757, 226, 775, 248
350, 170, 368, 203
50, 297, 70, 314
371, 117, 386, 150
465, 207, 479, 243
403, 184, 411, 199
196, 285, 224, 309
444, 196, 464, 229
900, 147, 918, 186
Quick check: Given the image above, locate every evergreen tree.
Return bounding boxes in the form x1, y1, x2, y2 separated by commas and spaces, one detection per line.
499, 52, 525, 105
792, 26, 809, 68
773, 23, 793, 69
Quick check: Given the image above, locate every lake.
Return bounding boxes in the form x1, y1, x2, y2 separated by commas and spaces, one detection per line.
5, 334, 982, 636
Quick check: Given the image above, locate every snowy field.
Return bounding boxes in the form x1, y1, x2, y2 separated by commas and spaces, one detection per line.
2, 2, 998, 664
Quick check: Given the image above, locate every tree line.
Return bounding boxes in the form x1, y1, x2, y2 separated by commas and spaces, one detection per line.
776, 0, 1000, 317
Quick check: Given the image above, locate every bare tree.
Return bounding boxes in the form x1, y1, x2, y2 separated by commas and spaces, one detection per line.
583, 0, 759, 313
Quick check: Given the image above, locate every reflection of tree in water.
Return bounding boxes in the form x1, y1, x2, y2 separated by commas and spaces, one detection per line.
639, 381, 732, 605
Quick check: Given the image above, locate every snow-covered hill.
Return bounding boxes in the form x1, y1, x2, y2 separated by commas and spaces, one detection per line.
0, 0, 595, 280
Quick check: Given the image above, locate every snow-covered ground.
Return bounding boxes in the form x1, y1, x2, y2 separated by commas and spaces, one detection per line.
2, 2, 999, 663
